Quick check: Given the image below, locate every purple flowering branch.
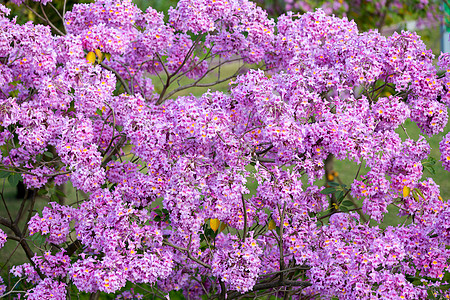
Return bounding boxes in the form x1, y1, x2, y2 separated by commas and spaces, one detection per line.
163, 66, 246, 103
156, 34, 206, 105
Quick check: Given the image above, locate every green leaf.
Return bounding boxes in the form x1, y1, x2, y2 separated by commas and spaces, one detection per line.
414, 188, 426, 200
422, 157, 436, 173
339, 206, 349, 213
411, 190, 419, 202
423, 165, 436, 175
335, 191, 344, 202
38, 189, 48, 196
8, 90, 19, 98
9, 80, 22, 86
169, 289, 186, 300
43, 151, 54, 158
50, 194, 59, 202
341, 200, 354, 207
30, 232, 47, 247
55, 189, 66, 197
327, 182, 340, 187
8, 173, 21, 186
95, 108, 103, 116
335, 185, 347, 192
0, 170, 10, 178
105, 53, 111, 61
320, 187, 336, 195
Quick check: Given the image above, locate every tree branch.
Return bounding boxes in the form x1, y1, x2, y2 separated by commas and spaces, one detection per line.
162, 240, 211, 269
0, 216, 44, 279
100, 62, 131, 95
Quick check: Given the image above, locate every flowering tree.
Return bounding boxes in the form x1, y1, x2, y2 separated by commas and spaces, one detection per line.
0, 0, 450, 299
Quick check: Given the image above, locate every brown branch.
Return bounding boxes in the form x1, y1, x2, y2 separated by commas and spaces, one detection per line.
226, 279, 311, 299
278, 202, 287, 275
156, 35, 204, 105
101, 135, 127, 166
162, 64, 245, 103
23, 3, 64, 36
241, 195, 248, 242
65, 239, 82, 256
21, 190, 37, 236
0, 216, 44, 279
0, 181, 13, 222
162, 240, 211, 269
100, 62, 131, 95
261, 265, 311, 277
0, 167, 71, 178
318, 207, 362, 221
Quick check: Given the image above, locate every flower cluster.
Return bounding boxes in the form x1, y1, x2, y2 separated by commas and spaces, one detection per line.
10, 263, 40, 283
212, 233, 262, 293
0, 276, 5, 296
0, 229, 6, 249
28, 202, 75, 244
32, 251, 71, 278
115, 288, 143, 299
26, 278, 67, 300
0, 0, 449, 299
440, 132, 450, 172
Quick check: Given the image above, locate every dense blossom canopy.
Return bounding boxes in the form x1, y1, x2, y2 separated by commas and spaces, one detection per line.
0, 0, 449, 299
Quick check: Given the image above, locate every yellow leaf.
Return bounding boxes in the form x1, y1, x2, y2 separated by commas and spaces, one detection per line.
86, 51, 96, 64
94, 49, 103, 62
268, 219, 276, 230
402, 186, 411, 198
210, 218, 220, 232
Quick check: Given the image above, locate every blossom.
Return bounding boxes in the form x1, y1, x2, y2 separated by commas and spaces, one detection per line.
212, 233, 262, 293
440, 133, 450, 172
26, 278, 67, 300
0, 1, 449, 299
0, 229, 6, 249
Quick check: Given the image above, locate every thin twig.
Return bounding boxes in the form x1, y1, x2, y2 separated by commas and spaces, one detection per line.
25, 3, 64, 35
0, 216, 44, 279
48, 3, 66, 34
0, 180, 13, 222
241, 195, 248, 242
0, 277, 25, 298
162, 240, 211, 269
100, 62, 131, 95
